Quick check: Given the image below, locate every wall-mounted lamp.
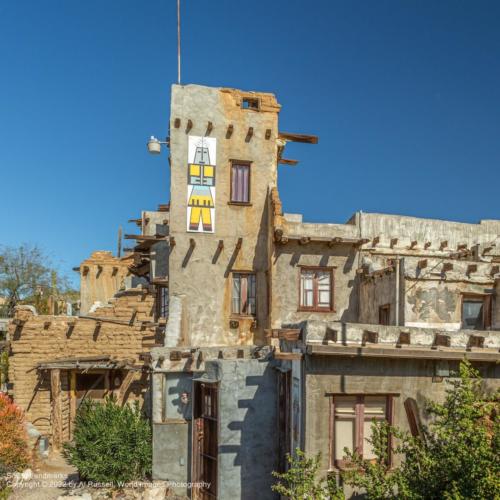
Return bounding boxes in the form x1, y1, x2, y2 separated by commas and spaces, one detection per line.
147, 136, 168, 155
180, 391, 190, 405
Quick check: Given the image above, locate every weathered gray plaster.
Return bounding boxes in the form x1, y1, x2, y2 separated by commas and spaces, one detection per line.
304, 320, 500, 349
271, 241, 359, 327
303, 355, 500, 477
213, 358, 278, 500
152, 422, 191, 489
359, 272, 396, 324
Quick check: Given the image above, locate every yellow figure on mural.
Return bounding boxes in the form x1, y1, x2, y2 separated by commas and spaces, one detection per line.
188, 142, 215, 232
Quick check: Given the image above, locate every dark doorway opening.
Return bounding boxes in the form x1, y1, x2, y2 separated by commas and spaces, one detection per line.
192, 381, 218, 499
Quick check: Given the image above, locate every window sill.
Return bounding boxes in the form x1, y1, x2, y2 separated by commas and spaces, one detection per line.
230, 314, 256, 320
298, 307, 335, 313
228, 202, 252, 207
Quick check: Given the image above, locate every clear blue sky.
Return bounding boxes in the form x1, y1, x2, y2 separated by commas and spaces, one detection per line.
1, 1, 499, 285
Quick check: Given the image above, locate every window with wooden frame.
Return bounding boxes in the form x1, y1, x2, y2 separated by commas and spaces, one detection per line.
461, 294, 492, 330
299, 267, 334, 312
156, 285, 168, 319
379, 304, 391, 325
229, 161, 251, 205
330, 395, 394, 469
231, 272, 256, 316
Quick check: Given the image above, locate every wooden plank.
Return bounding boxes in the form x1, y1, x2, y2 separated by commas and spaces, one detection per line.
274, 352, 303, 360
51, 369, 62, 450
266, 328, 301, 340
278, 132, 318, 144
119, 370, 136, 404
69, 370, 76, 440
39, 355, 111, 366
124, 234, 165, 241
278, 158, 299, 166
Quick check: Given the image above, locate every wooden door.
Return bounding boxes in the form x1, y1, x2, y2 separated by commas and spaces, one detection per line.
192, 382, 218, 499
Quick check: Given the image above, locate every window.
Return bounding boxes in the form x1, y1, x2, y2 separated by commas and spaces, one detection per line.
156, 286, 168, 319
462, 294, 491, 330
331, 395, 393, 468
379, 304, 390, 325
299, 267, 333, 311
230, 161, 251, 204
242, 97, 259, 110
232, 273, 256, 316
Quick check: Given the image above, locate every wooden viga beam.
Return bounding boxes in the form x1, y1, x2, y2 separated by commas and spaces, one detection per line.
278, 158, 299, 166
278, 132, 318, 144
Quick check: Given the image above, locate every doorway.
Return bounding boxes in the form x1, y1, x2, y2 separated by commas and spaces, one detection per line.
192, 381, 218, 499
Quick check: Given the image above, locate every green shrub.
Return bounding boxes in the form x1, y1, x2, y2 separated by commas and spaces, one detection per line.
63, 396, 152, 485
272, 449, 345, 499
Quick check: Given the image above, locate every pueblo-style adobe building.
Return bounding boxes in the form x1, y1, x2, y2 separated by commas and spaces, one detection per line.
7, 83, 500, 499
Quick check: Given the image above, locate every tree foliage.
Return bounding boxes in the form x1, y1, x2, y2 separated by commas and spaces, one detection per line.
272, 449, 345, 499
0, 244, 77, 316
0, 392, 30, 473
63, 397, 152, 485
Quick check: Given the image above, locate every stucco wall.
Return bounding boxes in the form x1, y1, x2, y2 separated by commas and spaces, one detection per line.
168, 84, 279, 347
303, 356, 500, 476
271, 241, 359, 327
359, 213, 500, 250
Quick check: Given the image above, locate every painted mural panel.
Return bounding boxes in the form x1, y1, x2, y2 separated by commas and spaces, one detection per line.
187, 136, 216, 233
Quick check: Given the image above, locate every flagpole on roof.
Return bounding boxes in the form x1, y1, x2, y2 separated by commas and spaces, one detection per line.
177, 0, 181, 84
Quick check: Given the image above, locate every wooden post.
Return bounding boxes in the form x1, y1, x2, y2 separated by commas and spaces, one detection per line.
51, 369, 62, 450
69, 371, 76, 440
119, 371, 136, 405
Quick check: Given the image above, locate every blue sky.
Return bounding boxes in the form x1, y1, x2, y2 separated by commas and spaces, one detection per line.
1, 0, 499, 285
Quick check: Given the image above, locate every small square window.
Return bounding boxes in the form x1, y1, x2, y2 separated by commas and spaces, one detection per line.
241, 97, 259, 110
379, 304, 390, 325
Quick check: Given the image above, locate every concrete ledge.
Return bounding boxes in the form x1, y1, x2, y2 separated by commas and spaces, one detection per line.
307, 343, 500, 362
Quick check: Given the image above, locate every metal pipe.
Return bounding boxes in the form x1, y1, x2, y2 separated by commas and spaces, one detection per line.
177, 0, 181, 84
395, 257, 400, 326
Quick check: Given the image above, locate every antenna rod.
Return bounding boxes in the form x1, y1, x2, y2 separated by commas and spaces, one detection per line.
177, 0, 181, 84
117, 225, 122, 258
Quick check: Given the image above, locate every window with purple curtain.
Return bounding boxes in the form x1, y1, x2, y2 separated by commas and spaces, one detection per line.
231, 163, 250, 203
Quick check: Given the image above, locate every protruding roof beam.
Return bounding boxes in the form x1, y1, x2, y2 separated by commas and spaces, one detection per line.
278, 132, 318, 144
278, 158, 299, 166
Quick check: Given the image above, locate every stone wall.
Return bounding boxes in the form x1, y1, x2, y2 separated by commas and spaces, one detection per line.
8, 288, 158, 441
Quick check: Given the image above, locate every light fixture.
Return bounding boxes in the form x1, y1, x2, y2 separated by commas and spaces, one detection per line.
147, 136, 169, 155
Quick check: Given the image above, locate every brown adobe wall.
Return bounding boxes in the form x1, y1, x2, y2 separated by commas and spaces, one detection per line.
78, 251, 134, 315
8, 288, 159, 441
